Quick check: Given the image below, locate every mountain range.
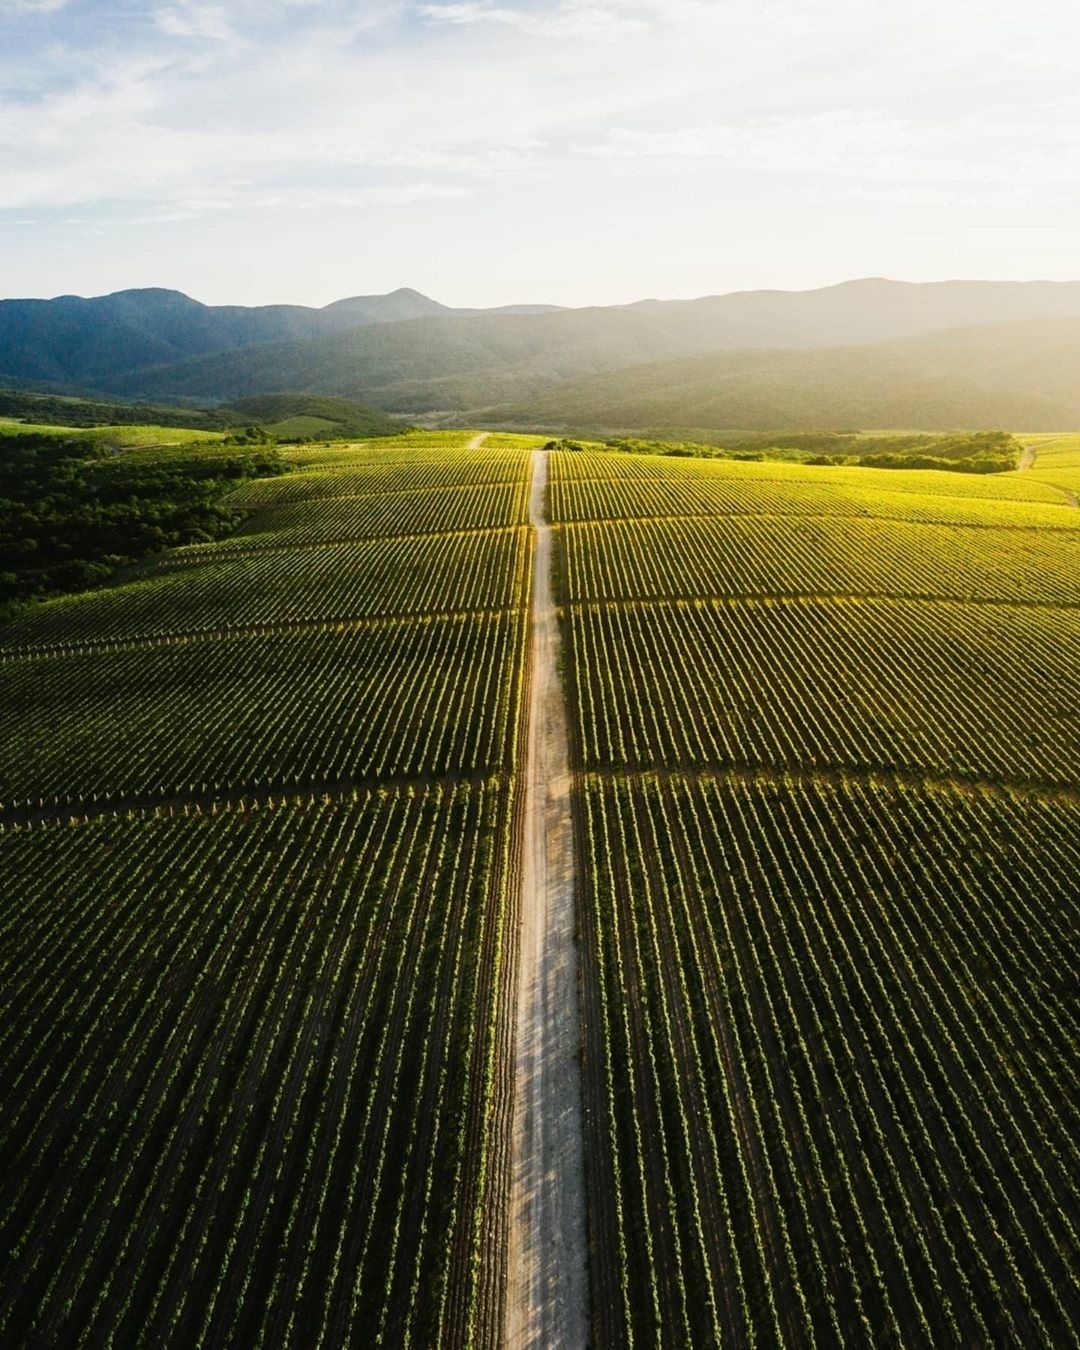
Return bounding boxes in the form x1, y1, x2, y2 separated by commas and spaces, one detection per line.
0, 286, 561, 388
3, 278, 1080, 431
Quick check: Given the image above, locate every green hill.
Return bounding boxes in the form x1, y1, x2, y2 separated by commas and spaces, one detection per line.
0, 431, 283, 617
0, 388, 231, 431
0, 389, 403, 445
221, 394, 403, 439
0, 287, 459, 387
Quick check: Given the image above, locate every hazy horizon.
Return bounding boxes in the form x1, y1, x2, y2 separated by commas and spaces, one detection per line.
3, 1, 1079, 309
10, 272, 1080, 311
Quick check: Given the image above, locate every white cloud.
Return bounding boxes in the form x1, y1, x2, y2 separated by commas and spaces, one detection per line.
154, 5, 238, 42
418, 1, 494, 21
102, 181, 466, 224
581, 102, 1080, 206
418, 0, 684, 36
0, 0, 69, 11
2, 0, 1080, 302
4, 0, 1077, 210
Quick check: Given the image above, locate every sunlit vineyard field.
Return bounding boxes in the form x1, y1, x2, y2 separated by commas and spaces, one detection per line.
0, 419, 228, 447
0, 435, 535, 1347
553, 449, 1080, 1345
1022, 432, 1080, 507
2, 429, 1078, 1346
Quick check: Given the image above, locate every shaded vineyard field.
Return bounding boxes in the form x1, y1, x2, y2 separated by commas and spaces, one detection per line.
0, 786, 517, 1346
0, 435, 532, 1347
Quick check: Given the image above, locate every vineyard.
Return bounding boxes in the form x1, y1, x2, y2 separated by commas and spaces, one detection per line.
0, 435, 538, 1347
553, 450, 1080, 1345
2, 429, 1078, 1346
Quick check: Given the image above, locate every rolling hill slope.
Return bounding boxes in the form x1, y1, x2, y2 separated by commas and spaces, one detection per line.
107, 306, 717, 408
222, 394, 402, 439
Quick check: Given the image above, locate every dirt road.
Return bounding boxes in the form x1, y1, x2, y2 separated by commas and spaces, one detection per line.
468, 432, 491, 450
505, 450, 588, 1350
1018, 445, 1037, 470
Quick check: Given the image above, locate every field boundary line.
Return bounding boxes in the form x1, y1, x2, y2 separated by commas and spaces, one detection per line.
554, 506, 1080, 533
583, 764, 1080, 808
0, 770, 513, 832
225, 473, 525, 509
161, 522, 527, 569
0, 605, 527, 663
551, 468, 1064, 501
568, 591, 1080, 615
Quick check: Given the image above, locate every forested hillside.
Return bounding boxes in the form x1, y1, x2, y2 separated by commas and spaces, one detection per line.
0, 433, 283, 617
7, 280, 1080, 434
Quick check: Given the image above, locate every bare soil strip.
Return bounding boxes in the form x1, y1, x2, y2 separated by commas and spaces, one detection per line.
0, 770, 511, 832
505, 451, 588, 1349
0, 603, 524, 663
468, 432, 492, 450
10, 759, 1079, 835
1019, 445, 1080, 505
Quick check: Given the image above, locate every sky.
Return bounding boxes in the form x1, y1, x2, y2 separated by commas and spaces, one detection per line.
1, 0, 1079, 308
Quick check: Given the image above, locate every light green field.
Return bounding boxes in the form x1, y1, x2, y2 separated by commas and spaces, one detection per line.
0, 418, 226, 447
1020, 433, 1080, 504
278, 428, 547, 468
264, 415, 342, 439
559, 441, 1068, 502
0, 417, 85, 435
475, 431, 551, 450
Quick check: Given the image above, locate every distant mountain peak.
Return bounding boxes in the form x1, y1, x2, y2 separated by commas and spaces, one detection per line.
321, 288, 450, 317
107, 286, 198, 298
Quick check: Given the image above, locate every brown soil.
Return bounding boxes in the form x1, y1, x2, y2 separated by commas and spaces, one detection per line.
504, 451, 588, 1349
